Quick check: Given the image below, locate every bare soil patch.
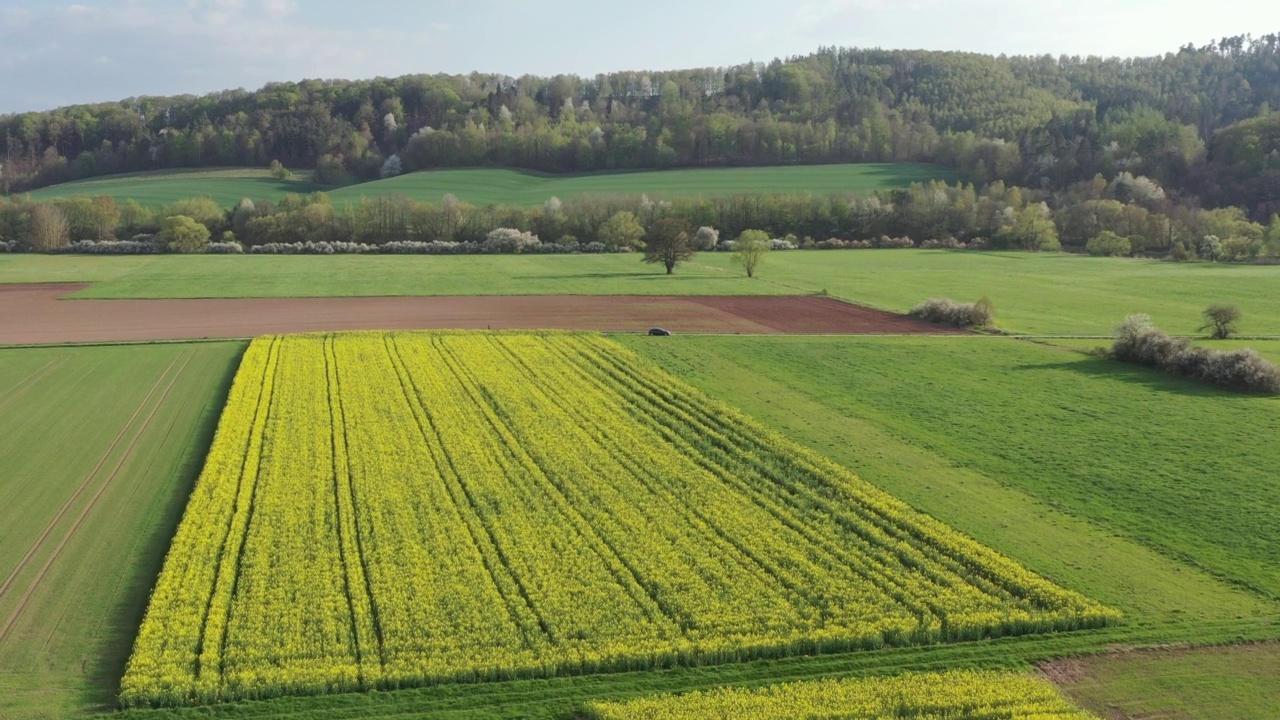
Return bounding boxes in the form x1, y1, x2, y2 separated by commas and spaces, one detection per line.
0, 284, 959, 345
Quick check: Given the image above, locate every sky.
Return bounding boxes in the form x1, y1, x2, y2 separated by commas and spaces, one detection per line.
0, 0, 1272, 114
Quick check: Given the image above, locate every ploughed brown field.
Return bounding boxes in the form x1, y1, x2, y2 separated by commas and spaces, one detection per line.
0, 284, 962, 344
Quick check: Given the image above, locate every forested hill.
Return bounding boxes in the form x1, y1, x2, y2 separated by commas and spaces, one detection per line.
2, 33, 1278, 215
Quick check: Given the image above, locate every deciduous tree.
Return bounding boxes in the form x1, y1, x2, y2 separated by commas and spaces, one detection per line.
159, 215, 211, 253
597, 211, 645, 249
643, 217, 694, 274
1200, 303, 1241, 339
28, 203, 69, 250
733, 229, 771, 277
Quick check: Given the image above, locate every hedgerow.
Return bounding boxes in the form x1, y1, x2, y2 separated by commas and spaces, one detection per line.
909, 297, 995, 328
1111, 314, 1280, 394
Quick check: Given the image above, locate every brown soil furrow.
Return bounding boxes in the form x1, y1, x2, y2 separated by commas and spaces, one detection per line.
0, 285, 957, 343
0, 351, 195, 646
0, 351, 185, 604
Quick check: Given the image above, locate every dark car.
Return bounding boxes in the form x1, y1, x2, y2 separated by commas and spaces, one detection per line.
648, 328, 672, 336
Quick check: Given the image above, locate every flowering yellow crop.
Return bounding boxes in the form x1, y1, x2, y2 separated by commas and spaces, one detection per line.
586, 669, 1098, 719
120, 331, 1118, 707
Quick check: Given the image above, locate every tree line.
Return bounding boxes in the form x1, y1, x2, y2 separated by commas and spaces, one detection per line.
1, 34, 1278, 218
3, 175, 1276, 261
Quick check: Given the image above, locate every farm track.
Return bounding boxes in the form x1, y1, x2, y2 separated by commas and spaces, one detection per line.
0, 284, 959, 344
0, 350, 194, 645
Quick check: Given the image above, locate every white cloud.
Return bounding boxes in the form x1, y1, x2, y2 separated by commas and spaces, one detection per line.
0, 1, 464, 111
262, 0, 298, 19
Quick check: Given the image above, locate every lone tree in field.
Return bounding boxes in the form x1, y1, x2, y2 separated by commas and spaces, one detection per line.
643, 218, 694, 274
733, 229, 771, 277
1200, 303, 1241, 339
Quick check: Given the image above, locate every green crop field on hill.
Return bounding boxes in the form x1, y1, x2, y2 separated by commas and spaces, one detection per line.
13, 163, 953, 209
325, 164, 956, 206
14, 168, 324, 209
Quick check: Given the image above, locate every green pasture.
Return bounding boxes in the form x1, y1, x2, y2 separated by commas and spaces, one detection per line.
3, 250, 1279, 337
13, 168, 322, 210
626, 335, 1280, 599
0, 342, 245, 719
12, 163, 951, 210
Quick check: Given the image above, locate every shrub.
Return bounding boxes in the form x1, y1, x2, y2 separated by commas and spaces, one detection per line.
1085, 231, 1131, 257
692, 226, 719, 251
381, 240, 467, 254
1199, 235, 1223, 261
876, 235, 915, 248
204, 241, 244, 254
250, 241, 378, 255
51, 239, 163, 254
908, 297, 994, 328
1110, 314, 1280, 394
0, 240, 12, 253
483, 227, 540, 254
771, 238, 797, 250
920, 237, 965, 249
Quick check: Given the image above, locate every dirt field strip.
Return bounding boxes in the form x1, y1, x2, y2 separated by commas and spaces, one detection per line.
0, 350, 195, 646
0, 351, 187, 613
0, 284, 959, 344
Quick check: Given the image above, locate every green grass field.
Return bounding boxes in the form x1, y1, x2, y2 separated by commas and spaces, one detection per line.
14, 169, 323, 209
0, 342, 245, 719
625, 336, 1280, 598
3, 251, 1279, 336
13, 164, 952, 210
1051, 643, 1280, 720
325, 164, 955, 206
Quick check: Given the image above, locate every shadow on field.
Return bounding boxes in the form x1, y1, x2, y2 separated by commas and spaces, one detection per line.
80, 345, 247, 712
1011, 356, 1237, 398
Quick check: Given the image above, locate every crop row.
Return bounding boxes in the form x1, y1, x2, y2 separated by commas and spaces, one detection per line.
585, 669, 1097, 719
121, 331, 1116, 707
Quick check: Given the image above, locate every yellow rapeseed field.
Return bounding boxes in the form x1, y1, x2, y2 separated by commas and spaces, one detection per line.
121, 332, 1117, 706
585, 669, 1098, 719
